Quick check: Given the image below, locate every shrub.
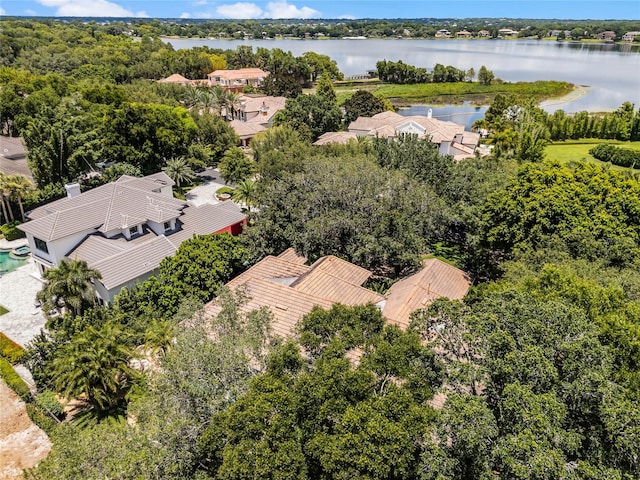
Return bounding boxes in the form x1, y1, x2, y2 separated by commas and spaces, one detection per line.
589, 144, 640, 168
0, 221, 25, 241
26, 403, 59, 435
0, 357, 31, 401
0, 332, 26, 364
36, 389, 65, 419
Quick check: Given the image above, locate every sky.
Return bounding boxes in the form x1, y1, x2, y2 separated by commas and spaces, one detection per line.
0, 1, 638, 20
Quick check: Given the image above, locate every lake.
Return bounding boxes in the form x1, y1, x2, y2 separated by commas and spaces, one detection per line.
165, 38, 640, 114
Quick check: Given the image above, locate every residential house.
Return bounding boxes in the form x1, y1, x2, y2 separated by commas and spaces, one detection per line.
622, 31, 640, 42
207, 68, 269, 92
0, 136, 33, 181
316, 111, 480, 160
205, 249, 385, 337
205, 249, 471, 338
456, 30, 473, 38
435, 29, 452, 38
498, 28, 519, 37
596, 31, 617, 41
157, 73, 193, 86
382, 258, 471, 329
477, 30, 491, 37
227, 94, 287, 146
18, 173, 246, 304
313, 131, 359, 146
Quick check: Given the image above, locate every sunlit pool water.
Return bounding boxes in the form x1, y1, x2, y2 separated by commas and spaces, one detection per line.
0, 251, 27, 276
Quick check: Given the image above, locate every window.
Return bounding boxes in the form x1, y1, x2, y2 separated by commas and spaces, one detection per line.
129, 226, 138, 236
34, 237, 49, 254
164, 221, 171, 231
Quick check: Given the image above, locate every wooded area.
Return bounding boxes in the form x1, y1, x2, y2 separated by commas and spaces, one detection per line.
0, 18, 639, 480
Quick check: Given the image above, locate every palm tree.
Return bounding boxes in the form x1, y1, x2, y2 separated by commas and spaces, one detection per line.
224, 91, 242, 120
37, 259, 102, 318
7, 174, 33, 221
52, 322, 135, 412
233, 179, 257, 212
0, 172, 14, 224
162, 156, 196, 188
210, 85, 227, 115
144, 319, 174, 358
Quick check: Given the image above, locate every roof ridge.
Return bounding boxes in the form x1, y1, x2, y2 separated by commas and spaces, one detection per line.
250, 277, 335, 306
101, 184, 118, 231
47, 211, 61, 241
292, 267, 382, 297
91, 235, 176, 269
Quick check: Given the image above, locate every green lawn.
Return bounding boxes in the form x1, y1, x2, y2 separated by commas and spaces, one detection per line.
545, 139, 640, 171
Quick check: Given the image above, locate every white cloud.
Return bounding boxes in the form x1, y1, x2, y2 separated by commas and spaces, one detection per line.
192, 0, 208, 5
214, 1, 320, 19
0, 7, 6, 16
337, 14, 356, 20
25, 9, 39, 15
180, 12, 191, 18
36, 0, 148, 17
264, 1, 319, 18
216, 2, 263, 19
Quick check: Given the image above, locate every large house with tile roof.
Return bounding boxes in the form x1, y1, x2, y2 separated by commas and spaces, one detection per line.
207, 68, 269, 92
205, 249, 470, 337
227, 94, 287, 146
18, 173, 246, 304
315, 111, 480, 160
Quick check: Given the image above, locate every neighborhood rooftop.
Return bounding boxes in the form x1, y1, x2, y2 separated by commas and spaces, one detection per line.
206, 248, 471, 337
18, 172, 246, 303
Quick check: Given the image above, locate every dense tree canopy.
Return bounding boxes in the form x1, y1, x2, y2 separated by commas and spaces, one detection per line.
478, 161, 640, 273
275, 93, 342, 141
242, 150, 450, 276
6, 18, 640, 480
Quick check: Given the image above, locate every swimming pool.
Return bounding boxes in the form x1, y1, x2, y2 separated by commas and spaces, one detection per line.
0, 251, 27, 276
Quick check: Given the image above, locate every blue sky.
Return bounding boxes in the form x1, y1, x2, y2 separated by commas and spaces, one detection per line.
1, 1, 638, 20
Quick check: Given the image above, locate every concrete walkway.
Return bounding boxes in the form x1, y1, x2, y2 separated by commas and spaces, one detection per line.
0, 239, 46, 347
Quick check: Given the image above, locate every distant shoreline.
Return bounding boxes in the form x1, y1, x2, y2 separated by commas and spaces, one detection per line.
160, 35, 637, 46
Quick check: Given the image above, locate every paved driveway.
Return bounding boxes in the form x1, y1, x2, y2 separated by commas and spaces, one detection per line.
185, 168, 230, 207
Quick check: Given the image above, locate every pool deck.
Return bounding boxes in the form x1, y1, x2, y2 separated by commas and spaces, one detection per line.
0, 238, 46, 347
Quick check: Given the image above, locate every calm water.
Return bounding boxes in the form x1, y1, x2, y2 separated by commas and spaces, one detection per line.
0, 251, 26, 276
165, 38, 640, 112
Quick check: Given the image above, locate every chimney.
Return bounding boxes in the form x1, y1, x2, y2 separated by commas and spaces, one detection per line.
427, 108, 433, 118
64, 182, 81, 198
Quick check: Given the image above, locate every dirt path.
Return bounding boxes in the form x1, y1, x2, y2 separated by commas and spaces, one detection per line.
0, 380, 50, 479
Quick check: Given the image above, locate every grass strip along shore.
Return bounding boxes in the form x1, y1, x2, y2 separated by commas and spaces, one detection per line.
334, 80, 574, 106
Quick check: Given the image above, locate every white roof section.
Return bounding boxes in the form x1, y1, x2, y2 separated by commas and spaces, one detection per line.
20, 174, 185, 241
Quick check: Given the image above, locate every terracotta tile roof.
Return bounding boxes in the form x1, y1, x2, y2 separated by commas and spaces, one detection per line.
309, 256, 372, 286
229, 120, 266, 138
290, 268, 384, 306
208, 278, 335, 337
206, 251, 380, 339
382, 258, 471, 329
313, 131, 359, 145
347, 112, 477, 149
227, 255, 310, 289
208, 68, 268, 81
157, 73, 191, 84
277, 247, 307, 264
367, 124, 397, 138
239, 94, 287, 116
